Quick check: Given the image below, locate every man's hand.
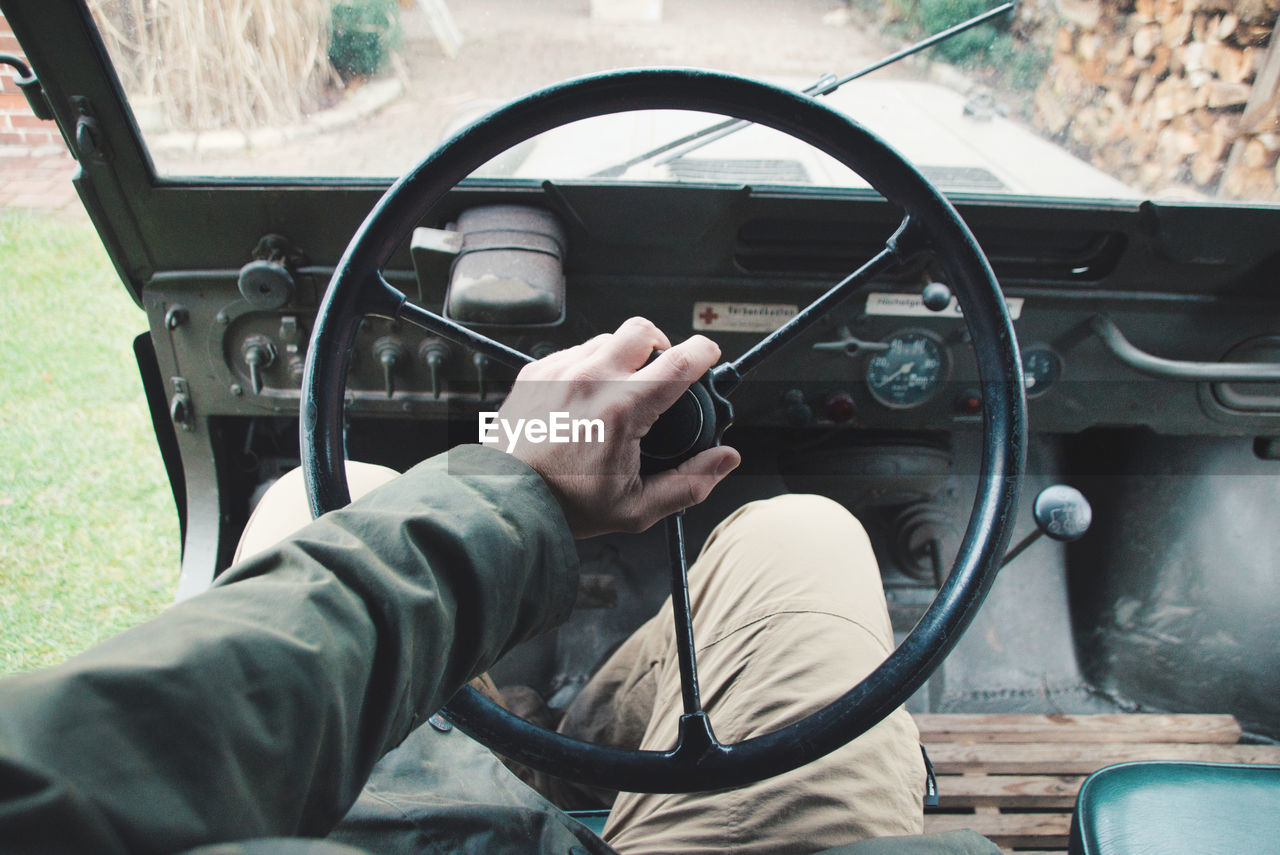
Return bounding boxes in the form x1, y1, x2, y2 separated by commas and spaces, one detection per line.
494, 317, 741, 539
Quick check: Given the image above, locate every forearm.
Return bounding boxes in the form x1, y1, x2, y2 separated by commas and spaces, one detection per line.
0, 445, 577, 854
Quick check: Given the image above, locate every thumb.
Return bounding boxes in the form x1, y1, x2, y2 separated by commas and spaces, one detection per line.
637, 445, 741, 525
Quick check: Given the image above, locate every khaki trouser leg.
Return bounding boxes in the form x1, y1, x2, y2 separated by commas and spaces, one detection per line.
559, 494, 924, 855
232, 461, 401, 565
239, 471, 923, 853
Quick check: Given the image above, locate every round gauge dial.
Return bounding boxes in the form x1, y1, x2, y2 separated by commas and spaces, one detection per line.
1020, 346, 1062, 398
866, 331, 949, 408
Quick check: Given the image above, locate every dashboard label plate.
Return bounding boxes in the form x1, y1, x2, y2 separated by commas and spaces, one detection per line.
693, 301, 798, 333
866, 292, 1023, 320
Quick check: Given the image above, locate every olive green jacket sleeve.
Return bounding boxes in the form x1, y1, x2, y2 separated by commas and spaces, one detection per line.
0, 445, 579, 855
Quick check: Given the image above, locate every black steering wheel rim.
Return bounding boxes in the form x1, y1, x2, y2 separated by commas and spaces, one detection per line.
301, 68, 1026, 794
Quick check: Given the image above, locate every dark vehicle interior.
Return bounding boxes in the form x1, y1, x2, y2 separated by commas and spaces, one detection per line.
5, 0, 1280, 851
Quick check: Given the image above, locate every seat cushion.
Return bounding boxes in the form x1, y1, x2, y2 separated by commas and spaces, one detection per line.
1071, 761, 1280, 855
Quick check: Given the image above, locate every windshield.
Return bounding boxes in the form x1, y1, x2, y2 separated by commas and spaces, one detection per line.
86, 0, 1280, 204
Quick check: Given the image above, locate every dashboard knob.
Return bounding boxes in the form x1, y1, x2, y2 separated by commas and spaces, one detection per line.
783, 389, 813, 426
237, 259, 295, 309
922, 281, 952, 312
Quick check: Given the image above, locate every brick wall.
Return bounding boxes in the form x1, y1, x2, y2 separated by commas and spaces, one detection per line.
1, 10, 62, 148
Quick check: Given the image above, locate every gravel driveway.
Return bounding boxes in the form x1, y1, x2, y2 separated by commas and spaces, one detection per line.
158, 0, 891, 177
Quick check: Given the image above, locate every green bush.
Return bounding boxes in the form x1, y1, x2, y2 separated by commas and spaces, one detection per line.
887, 0, 1049, 93
917, 0, 1004, 64
329, 0, 402, 80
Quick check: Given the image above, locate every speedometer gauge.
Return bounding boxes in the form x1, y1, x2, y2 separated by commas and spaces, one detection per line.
866, 331, 949, 408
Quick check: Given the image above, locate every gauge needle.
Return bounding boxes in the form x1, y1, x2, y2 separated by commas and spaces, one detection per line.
877, 362, 915, 386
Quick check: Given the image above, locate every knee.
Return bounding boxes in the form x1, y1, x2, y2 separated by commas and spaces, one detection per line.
737, 494, 871, 546
235, 461, 399, 563
742, 491, 870, 529
342, 460, 402, 499
253, 460, 398, 512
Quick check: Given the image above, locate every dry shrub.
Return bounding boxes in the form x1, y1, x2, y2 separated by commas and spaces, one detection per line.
88, 0, 339, 131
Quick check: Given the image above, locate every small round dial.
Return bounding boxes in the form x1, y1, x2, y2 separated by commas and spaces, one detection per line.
866, 331, 948, 408
1020, 346, 1062, 398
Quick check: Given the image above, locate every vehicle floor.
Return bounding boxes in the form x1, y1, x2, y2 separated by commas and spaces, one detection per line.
496, 478, 1280, 853
491, 434, 1126, 719
497, 491, 1280, 853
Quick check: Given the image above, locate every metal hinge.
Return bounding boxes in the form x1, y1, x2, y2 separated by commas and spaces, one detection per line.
0, 53, 54, 120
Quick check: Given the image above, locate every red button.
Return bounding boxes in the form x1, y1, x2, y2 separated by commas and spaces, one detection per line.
957, 392, 982, 415
825, 392, 856, 423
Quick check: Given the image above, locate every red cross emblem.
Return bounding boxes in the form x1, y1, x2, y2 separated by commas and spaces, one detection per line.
698, 306, 720, 325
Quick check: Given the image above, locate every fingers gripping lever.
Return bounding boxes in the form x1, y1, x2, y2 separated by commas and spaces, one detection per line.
640, 363, 735, 473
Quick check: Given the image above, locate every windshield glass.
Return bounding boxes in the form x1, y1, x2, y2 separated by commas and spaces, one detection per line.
86, 0, 1280, 204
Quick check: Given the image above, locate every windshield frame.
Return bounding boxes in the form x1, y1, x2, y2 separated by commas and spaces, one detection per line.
6, 0, 1279, 311
26, 0, 1275, 208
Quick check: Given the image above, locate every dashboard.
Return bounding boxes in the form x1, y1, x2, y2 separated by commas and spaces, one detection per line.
140, 184, 1280, 450
86, 174, 1280, 743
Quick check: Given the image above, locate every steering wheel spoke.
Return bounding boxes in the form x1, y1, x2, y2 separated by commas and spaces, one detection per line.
396, 295, 534, 370
723, 214, 926, 388
665, 513, 705, 717
671, 711, 726, 764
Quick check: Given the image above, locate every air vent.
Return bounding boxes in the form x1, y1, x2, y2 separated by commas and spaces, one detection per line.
918, 165, 1006, 192
735, 218, 898, 275
735, 218, 1126, 281
667, 158, 810, 185
970, 226, 1127, 281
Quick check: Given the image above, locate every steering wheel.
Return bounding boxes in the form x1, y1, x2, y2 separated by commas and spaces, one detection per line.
301, 68, 1026, 794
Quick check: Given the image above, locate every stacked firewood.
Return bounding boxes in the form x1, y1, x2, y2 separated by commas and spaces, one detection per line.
1034, 0, 1280, 200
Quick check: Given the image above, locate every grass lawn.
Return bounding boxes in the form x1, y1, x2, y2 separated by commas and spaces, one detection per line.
0, 210, 179, 675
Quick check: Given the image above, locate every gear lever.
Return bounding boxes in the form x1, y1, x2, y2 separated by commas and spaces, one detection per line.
1000, 485, 1092, 569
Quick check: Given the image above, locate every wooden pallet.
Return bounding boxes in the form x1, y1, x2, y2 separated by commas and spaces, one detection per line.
917, 714, 1280, 852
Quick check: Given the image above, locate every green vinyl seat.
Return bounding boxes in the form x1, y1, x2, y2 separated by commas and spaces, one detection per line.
567, 808, 610, 837
1070, 761, 1280, 855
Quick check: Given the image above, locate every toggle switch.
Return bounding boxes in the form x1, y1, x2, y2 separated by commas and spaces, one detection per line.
419, 339, 450, 400
374, 337, 407, 398
241, 336, 277, 395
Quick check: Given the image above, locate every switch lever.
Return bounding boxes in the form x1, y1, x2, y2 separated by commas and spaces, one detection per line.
374, 338, 406, 398
420, 341, 449, 400
241, 337, 277, 395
